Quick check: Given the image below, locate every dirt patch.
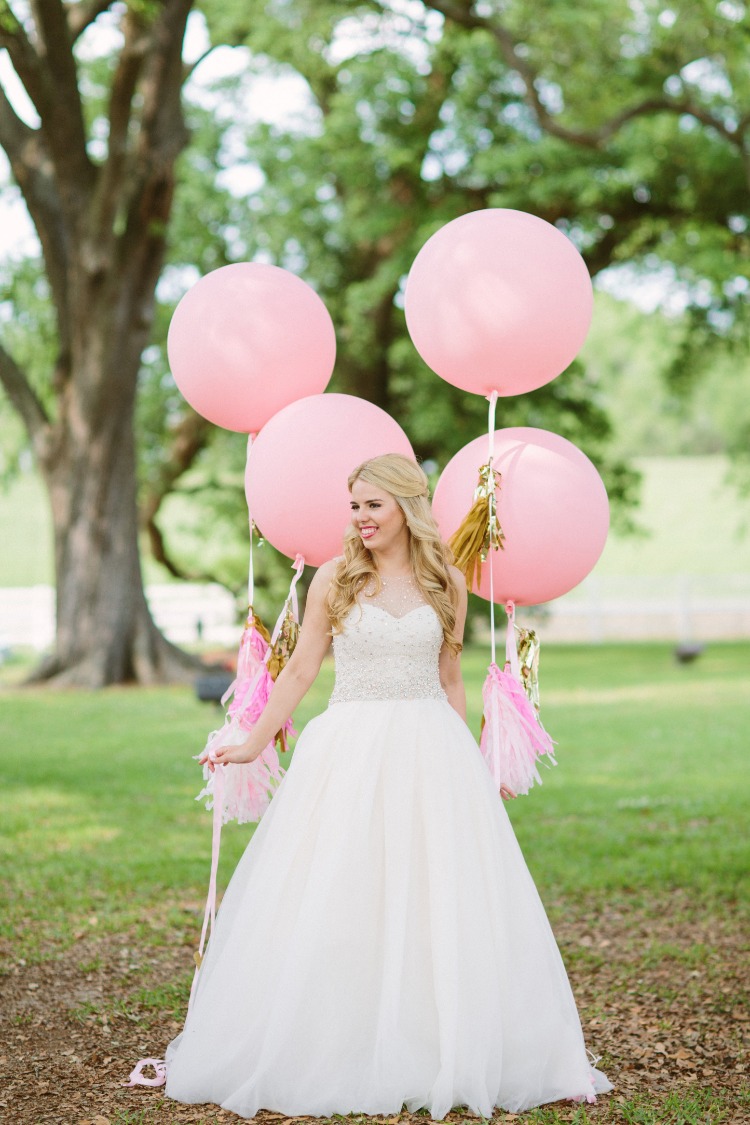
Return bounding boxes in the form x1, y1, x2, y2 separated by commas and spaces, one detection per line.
1, 893, 747, 1124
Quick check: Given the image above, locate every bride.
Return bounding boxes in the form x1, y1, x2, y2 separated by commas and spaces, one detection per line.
163, 453, 612, 1118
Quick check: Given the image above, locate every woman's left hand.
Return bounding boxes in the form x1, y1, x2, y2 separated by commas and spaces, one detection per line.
500, 784, 517, 801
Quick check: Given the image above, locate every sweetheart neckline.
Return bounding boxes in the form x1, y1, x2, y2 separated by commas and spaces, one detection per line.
356, 602, 434, 623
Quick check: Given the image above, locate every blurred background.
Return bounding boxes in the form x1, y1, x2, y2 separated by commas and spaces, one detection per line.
1, 0, 748, 685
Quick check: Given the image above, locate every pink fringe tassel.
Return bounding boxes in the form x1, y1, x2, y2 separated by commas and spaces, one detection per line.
195, 620, 294, 826
479, 661, 557, 796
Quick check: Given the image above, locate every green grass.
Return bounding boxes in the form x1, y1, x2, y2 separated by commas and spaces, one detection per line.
519, 1085, 746, 1123
1, 642, 748, 960
0, 472, 54, 585
592, 455, 750, 579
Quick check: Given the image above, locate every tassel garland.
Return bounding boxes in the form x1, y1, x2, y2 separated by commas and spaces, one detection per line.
479, 662, 557, 796
188, 557, 305, 1025
448, 460, 504, 591
195, 606, 290, 827
515, 624, 542, 714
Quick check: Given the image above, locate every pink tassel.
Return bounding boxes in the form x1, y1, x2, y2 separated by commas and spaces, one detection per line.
223, 618, 270, 717
479, 662, 557, 796
195, 711, 286, 826
194, 557, 305, 826
195, 610, 295, 827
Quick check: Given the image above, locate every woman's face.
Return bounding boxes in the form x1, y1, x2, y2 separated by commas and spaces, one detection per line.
350, 478, 407, 553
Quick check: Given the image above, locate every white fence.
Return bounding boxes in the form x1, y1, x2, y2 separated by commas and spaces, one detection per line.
0, 583, 241, 653
1, 575, 749, 653
516, 574, 750, 643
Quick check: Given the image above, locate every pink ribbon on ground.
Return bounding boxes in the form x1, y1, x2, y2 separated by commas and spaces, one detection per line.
121, 1057, 166, 1088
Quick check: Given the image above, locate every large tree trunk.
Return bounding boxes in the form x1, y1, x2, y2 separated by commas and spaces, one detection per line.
34, 369, 198, 688
32, 171, 203, 686
0, 0, 203, 687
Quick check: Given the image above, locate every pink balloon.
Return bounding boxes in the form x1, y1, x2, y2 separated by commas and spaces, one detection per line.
168, 263, 336, 433
245, 394, 415, 566
404, 209, 593, 397
433, 428, 609, 605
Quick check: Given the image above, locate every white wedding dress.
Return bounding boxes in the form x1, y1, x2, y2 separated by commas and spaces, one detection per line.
165, 578, 612, 1118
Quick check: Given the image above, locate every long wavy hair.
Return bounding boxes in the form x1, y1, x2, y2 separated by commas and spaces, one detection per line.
325, 454, 461, 656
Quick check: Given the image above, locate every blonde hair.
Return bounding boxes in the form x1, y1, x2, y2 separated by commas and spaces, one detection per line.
325, 454, 461, 656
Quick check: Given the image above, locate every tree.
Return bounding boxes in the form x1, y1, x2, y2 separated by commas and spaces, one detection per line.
0, 0, 201, 686
3, 0, 747, 685
176, 0, 746, 547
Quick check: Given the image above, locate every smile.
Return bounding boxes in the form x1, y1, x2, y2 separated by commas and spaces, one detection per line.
360, 526, 378, 539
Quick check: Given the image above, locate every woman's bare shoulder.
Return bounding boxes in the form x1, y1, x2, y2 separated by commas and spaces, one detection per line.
447, 564, 466, 590
446, 564, 468, 607
308, 557, 342, 593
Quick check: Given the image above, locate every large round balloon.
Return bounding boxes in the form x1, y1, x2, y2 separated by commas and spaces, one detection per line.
404, 209, 593, 398
433, 428, 609, 605
245, 394, 415, 566
168, 263, 336, 433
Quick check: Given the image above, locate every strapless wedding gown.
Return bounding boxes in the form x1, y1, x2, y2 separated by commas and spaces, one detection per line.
164, 585, 612, 1118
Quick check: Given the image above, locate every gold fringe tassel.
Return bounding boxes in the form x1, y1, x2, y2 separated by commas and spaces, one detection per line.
246, 605, 271, 646
448, 461, 505, 591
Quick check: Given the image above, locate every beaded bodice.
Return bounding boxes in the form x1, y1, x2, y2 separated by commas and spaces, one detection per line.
329, 575, 448, 705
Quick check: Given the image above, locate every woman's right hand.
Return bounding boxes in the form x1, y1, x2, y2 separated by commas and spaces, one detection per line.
199, 737, 264, 772
212, 737, 265, 768
500, 783, 517, 801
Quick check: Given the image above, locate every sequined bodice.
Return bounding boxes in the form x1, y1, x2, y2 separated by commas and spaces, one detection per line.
329, 577, 448, 705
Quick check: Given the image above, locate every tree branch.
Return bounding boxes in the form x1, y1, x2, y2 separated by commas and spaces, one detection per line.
0, 2, 94, 210
0, 5, 50, 123
29, 0, 93, 190
183, 44, 216, 81
66, 0, 115, 42
426, 0, 744, 152
0, 340, 49, 443
138, 406, 219, 584
117, 0, 192, 253
138, 0, 193, 161
0, 75, 37, 155
89, 8, 150, 247
144, 513, 233, 589
138, 406, 210, 534
0, 85, 72, 347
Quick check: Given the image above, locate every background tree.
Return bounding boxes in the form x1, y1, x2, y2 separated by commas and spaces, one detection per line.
151, 0, 748, 591
1, 0, 748, 682
0, 0, 203, 686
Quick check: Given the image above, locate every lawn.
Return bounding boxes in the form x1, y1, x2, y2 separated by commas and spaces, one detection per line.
1, 641, 749, 1124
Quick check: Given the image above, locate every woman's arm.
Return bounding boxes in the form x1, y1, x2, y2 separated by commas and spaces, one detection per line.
208, 561, 336, 767
440, 566, 516, 800
439, 566, 468, 722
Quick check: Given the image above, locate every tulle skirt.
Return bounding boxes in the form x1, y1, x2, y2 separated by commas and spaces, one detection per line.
165, 698, 611, 1119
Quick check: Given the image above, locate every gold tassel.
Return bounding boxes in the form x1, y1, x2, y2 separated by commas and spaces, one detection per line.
515, 625, 542, 713
266, 608, 299, 681
265, 600, 300, 750
448, 461, 505, 591
246, 605, 271, 646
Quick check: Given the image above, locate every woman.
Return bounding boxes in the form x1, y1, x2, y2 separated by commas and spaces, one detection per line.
164, 453, 611, 1118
